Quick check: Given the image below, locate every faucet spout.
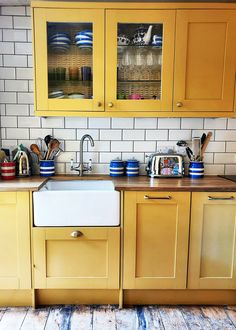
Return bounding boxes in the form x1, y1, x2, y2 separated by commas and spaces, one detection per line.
79, 134, 94, 176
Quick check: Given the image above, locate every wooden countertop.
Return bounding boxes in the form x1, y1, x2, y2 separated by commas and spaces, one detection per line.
1, 175, 236, 192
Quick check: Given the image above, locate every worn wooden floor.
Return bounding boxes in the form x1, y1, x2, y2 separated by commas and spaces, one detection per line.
0, 305, 235, 329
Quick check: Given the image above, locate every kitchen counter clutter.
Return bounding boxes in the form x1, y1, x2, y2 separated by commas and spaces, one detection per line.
1, 174, 236, 307
1, 174, 236, 192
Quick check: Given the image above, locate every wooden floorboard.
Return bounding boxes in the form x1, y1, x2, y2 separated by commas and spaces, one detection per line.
0, 305, 235, 329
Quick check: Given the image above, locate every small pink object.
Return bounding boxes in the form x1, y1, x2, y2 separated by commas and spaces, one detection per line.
1, 162, 16, 180
129, 93, 142, 100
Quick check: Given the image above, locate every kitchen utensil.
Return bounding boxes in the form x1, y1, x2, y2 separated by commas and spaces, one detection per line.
186, 147, 194, 161
176, 140, 187, 147
30, 144, 43, 160
45, 139, 60, 160
44, 135, 53, 147
192, 137, 201, 161
200, 132, 212, 159
201, 133, 207, 146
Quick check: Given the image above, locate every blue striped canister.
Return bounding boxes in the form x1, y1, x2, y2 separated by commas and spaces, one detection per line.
189, 161, 204, 179
110, 159, 125, 177
126, 159, 139, 177
39, 160, 55, 177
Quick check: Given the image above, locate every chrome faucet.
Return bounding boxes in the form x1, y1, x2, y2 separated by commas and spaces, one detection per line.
70, 134, 95, 176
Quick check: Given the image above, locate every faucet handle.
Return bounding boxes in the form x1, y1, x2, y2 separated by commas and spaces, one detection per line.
70, 158, 74, 170
88, 159, 92, 172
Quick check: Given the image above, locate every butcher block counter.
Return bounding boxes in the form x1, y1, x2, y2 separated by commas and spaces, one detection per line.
1, 174, 236, 192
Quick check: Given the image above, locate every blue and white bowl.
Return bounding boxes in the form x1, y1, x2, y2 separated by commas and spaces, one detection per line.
75, 34, 92, 41
78, 30, 93, 37
110, 159, 125, 177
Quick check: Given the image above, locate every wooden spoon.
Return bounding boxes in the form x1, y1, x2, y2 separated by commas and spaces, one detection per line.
30, 144, 43, 160
45, 139, 60, 160
200, 132, 212, 160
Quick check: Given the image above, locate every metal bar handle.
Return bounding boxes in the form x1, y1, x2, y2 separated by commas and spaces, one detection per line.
144, 195, 172, 200
208, 196, 235, 201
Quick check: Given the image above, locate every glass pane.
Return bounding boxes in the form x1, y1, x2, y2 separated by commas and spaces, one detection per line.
117, 23, 162, 100
47, 22, 93, 100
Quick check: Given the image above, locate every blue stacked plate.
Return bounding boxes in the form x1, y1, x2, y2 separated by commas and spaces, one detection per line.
151, 35, 162, 48
75, 30, 93, 49
48, 33, 71, 53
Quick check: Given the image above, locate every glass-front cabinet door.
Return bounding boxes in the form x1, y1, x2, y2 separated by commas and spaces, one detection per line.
33, 9, 104, 113
106, 10, 175, 112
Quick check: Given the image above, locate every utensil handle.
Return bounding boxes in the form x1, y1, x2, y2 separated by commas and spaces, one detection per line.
144, 195, 172, 200
201, 132, 212, 159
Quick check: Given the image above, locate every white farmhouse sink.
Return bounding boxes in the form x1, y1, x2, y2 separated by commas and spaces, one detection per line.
33, 180, 120, 226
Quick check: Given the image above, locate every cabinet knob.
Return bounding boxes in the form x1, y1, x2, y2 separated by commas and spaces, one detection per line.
176, 102, 183, 107
108, 102, 114, 108
97, 102, 102, 107
70, 231, 83, 238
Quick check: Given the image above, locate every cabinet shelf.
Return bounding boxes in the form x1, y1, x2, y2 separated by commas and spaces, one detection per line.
118, 80, 161, 84
49, 80, 92, 86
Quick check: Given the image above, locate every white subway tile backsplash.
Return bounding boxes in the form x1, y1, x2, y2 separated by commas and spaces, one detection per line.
181, 118, 203, 129
16, 68, 32, 79
0, 92, 16, 103
17, 92, 33, 104
146, 129, 168, 140
204, 164, 224, 175
6, 104, 28, 116
206, 141, 225, 152
6, 127, 29, 139
27, 30, 32, 42
27, 55, 33, 67
204, 118, 227, 129
79, 152, 99, 163
91, 164, 109, 174
0, 17, 13, 29
112, 117, 133, 129
0, 31, 2, 42
3, 54, 27, 67
226, 142, 236, 152
214, 153, 236, 164
0, 80, 4, 91
89, 117, 110, 128
227, 119, 236, 129
54, 129, 76, 140
18, 116, 40, 128
15, 42, 32, 55
111, 141, 132, 152
0, 42, 14, 54
1, 116, 17, 127
13, 16, 31, 29
77, 129, 99, 140
57, 151, 76, 163
122, 152, 145, 163
215, 130, 236, 141
26, 6, 31, 16
134, 141, 156, 152
65, 141, 81, 151
65, 117, 87, 128
123, 129, 145, 140
29, 128, 53, 140
225, 165, 236, 175
42, 117, 64, 128
3, 29, 27, 42
88, 141, 110, 152
135, 118, 157, 129
5, 79, 28, 92
2, 6, 26, 16
0, 104, 6, 116
169, 130, 191, 141
100, 129, 121, 141
0, 67, 15, 79
158, 118, 180, 129
99, 152, 121, 163
0, 55, 2, 66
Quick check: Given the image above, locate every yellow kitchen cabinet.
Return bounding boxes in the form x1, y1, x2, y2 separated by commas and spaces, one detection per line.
123, 191, 190, 289
33, 227, 120, 289
0, 192, 31, 289
32, 2, 236, 117
174, 10, 236, 113
188, 192, 236, 290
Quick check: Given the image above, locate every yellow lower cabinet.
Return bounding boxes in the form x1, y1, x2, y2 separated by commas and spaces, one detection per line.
0, 192, 31, 289
33, 227, 120, 289
188, 192, 236, 289
123, 191, 190, 289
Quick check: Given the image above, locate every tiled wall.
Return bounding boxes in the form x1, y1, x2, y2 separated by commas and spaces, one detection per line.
1, 6, 236, 175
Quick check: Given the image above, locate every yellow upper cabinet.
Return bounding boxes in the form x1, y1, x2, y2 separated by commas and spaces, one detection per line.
32, 2, 236, 117
174, 10, 236, 114
33, 8, 105, 113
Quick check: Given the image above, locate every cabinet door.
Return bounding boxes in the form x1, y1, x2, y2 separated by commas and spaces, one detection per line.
33, 8, 104, 114
33, 227, 120, 289
123, 191, 190, 289
174, 10, 236, 113
0, 192, 31, 289
106, 10, 175, 112
188, 192, 236, 289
